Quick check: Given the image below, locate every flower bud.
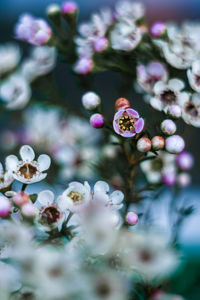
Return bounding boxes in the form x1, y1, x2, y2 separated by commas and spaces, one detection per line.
46, 4, 61, 27
90, 113, 104, 128
168, 105, 182, 119
21, 203, 36, 217
115, 98, 130, 111
165, 135, 185, 154
13, 191, 30, 206
0, 196, 10, 217
176, 151, 194, 170
150, 21, 166, 37
177, 173, 191, 187
162, 172, 176, 186
161, 119, 176, 136
151, 136, 165, 150
61, 1, 78, 14
137, 137, 151, 152
82, 91, 101, 110
93, 37, 108, 53
126, 212, 138, 226
74, 57, 93, 74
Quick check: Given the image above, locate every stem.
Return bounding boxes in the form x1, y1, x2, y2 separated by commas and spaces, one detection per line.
21, 183, 27, 192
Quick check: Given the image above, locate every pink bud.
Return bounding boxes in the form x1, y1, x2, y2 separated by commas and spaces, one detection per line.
74, 57, 93, 74
90, 113, 104, 128
126, 212, 138, 226
61, 1, 78, 14
165, 135, 185, 154
161, 119, 176, 136
162, 172, 176, 186
168, 105, 182, 119
21, 203, 36, 217
115, 98, 130, 111
151, 21, 166, 37
93, 37, 108, 52
13, 192, 30, 206
137, 137, 152, 152
151, 136, 165, 150
0, 196, 10, 217
176, 152, 194, 170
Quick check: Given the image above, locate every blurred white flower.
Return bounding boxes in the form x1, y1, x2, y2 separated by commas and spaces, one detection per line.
0, 162, 14, 191
115, 1, 145, 21
187, 60, 200, 93
179, 92, 200, 127
6, 145, 51, 184
0, 74, 31, 109
0, 43, 21, 78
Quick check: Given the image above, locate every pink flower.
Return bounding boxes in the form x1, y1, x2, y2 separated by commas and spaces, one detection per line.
151, 21, 166, 37
126, 211, 138, 225
15, 14, 52, 46
74, 57, 93, 74
113, 108, 144, 137
61, 1, 78, 14
0, 196, 10, 217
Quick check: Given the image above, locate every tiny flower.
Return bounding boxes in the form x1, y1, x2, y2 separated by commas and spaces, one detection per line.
179, 93, 200, 127
176, 151, 194, 170
151, 136, 165, 150
61, 1, 78, 14
90, 113, 104, 128
137, 137, 152, 152
137, 62, 168, 93
0, 74, 31, 110
0, 195, 10, 217
93, 36, 108, 52
187, 60, 200, 93
168, 105, 182, 119
113, 108, 144, 137
151, 21, 166, 37
13, 191, 30, 206
165, 135, 185, 154
161, 119, 176, 136
21, 202, 36, 217
0, 162, 14, 191
15, 14, 52, 46
115, 97, 130, 111
162, 172, 176, 186
57, 181, 91, 213
6, 145, 51, 184
74, 57, 93, 74
126, 211, 138, 226
82, 91, 101, 110
150, 78, 186, 113
177, 173, 191, 187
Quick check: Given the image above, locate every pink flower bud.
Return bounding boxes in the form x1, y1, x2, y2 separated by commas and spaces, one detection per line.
165, 135, 185, 154
151, 136, 165, 150
93, 37, 108, 52
126, 212, 138, 226
161, 119, 176, 135
115, 98, 130, 111
82, 91, 100, 110
0, 196, 10, 217
21, 203, 36, 217
151, 21, 166, 37
176, 152, 194, 170
90, 113, 104, 128
137, 137, 152, 152
13, 192, 30, 206
74, 57, 93, 74
177, 173, 191, 187
61, 1, 78, 14
162, 172, 176, 186
168, 105, 182, 119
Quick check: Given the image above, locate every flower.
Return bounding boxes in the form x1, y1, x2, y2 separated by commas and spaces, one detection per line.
57, 181, 91, 213
61, 1, 78, 14
110, 19, 142, 51
115, 1, 145, 21
151, 22, 166, 37
179, 93, 200, 127
150, 78, 186, 113
187, 60, 200, 93
161, 119, 176, 135
6, 145, 51, 184
74, 57, 93, 74
137, 62, 168, 93
113, 108, 144, 137
137, 137, 152, 152
0, 162, 14, 191
90, 113, 104, 128
0, 74, 31, 110
125, 212, 138, 226
0, 195, 10, 217
151, 136, 165, 150
0, 43, 21, 78
15, 14, 52, 46
165, 135, 185, 154
176, 152, 194, 170
82, 91, 101, 110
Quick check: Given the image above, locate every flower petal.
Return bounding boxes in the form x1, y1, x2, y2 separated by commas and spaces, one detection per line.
135, 118, 144, 133
37, 190, 54, 206
169, 79, 184, 92
154, 81, 166, 95
94, 181, 109, 194
38, 154, 51, 171
110, 190, 124, 204
20, 145, 35, 162
5, 155, 19, 172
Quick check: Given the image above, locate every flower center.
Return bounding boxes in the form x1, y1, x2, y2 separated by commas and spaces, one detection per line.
160, 89, 176, 104
68, 191, 83, 205
152, 158, 163, 171
139, 249, 153, 262
185, 102, 198, 117
195, 75, 200, 86
96, 281, 111, 297
119, 114, 135, 132
41, 206, 60, 224
18, 163, 38, 179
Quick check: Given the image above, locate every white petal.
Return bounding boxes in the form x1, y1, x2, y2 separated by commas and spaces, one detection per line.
110, 190, 124, 204
20, 145, 35, 162
150, 97, 163, 111
192, 93, 200, 106
154, 81, 166, 95
38, 154, 51, 171
5, 155, 19, 171
192, 60, 200, 75
168, 79, 184, 92
0, 162, 3, 173
57, 196, 71, 211
37, 190, 54, 206
94, 191, 109, 204
177, 92, 190, 106
94, 181, 109, 194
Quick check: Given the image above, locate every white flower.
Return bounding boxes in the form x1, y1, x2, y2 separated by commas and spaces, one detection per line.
115, 0, 145, 21
0, 74, 31, 109
57, 181, 91, 213
0, 162, 14, 191
0, 43, 21, 78
110, 19, 142, 51
178, 92, 200, 127
21, 46, 56, 82
93, 181, 124, 211
6, 145, 51, 184
150, 78, 187, 112
187, 60, 200, 93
